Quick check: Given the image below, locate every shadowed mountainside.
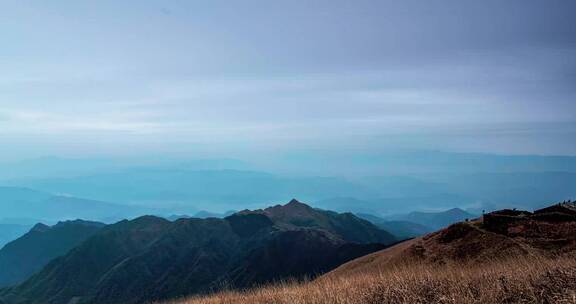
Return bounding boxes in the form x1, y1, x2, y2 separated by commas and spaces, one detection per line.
0, 224, 31, 250
0, 220, 105, 288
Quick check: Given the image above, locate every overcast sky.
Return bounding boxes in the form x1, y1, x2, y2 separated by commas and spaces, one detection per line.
1, 0, 575, 160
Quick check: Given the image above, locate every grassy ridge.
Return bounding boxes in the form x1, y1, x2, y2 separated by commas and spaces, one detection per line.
166, 256, 576, 304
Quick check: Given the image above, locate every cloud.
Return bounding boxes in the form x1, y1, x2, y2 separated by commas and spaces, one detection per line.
0, 0, 575, 157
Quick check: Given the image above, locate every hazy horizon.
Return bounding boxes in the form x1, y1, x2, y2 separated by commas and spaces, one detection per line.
1, 149, 575, 218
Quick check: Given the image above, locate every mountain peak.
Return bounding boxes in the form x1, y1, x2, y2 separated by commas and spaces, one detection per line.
285, 199, 310, 209
262, 199, 315, 219
287, 198, 303, 205
30, 223, 50, 233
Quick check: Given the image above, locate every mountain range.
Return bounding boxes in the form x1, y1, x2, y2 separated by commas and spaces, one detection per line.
0, 200, 394, 304
4, 162, 576, 214
1, 198, 574, 304
0, 187, 159, 224
385, 208, 477, 230
356, 208, 476, 239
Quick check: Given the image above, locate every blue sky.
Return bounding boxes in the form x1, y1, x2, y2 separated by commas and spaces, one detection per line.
1, 0, 575, 160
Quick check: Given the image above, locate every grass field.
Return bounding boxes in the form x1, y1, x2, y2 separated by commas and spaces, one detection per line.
165, 256, 576, 304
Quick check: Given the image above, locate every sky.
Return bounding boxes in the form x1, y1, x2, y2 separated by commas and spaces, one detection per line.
1, 0, 576, 161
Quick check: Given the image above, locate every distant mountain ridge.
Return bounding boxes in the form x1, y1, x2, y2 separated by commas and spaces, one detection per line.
166, 210, 237, 221
356, 207, 475, 239
375, 221, 431, 239
386, 208, 476, 230
5, 167, 576, 215
0, 186, 158, 223
0, 200, 394, 304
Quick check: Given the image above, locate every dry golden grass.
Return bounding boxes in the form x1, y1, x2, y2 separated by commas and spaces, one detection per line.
165, 256, 576, 304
